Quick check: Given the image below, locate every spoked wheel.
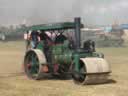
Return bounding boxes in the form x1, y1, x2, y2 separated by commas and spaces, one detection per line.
24, 49, 47, 80
72, 60, 87, 84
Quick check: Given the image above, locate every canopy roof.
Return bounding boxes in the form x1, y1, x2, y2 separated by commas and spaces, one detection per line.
26, 22, 84, 31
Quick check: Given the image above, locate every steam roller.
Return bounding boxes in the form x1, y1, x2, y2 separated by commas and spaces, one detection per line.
23, 17, 111, 85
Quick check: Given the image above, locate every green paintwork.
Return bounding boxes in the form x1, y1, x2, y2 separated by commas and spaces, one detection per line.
26, 22, 83, 31
24, 18, 104, 74
30, 52, 39, 75
52, 41, 72, 64
53, 51, 72, 64
37, 40, 44, 50
74, 52, 102, 58
31, 40, 103, 73
73, 53, 80, 72
51, 40, 102, 72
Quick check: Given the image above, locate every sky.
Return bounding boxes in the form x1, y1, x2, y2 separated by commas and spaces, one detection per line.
0, 0, 128, 26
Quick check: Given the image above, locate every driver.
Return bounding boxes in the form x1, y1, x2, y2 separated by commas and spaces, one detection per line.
55, 33, 67, 44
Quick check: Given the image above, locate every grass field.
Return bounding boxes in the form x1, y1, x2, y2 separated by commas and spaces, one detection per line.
0, 41, 128, 96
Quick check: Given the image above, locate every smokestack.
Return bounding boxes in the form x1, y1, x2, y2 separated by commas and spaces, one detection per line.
74, 17, 81, 50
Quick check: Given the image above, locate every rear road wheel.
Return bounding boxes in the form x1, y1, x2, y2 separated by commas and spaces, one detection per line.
24, 49, 48, 80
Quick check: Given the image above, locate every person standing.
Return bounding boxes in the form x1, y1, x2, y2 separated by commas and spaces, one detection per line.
30, 30, 39, 48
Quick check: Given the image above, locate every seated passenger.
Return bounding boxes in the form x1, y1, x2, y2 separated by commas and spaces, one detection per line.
39, 31, 53, 45
39, 31, 47, 40
55, 33, 67, 44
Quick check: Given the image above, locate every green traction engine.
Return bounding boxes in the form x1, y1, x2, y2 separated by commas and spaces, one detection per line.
23, 17, 111, 85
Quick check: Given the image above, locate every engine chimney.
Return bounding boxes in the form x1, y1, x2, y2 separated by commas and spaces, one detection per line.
74, 17, 81, 50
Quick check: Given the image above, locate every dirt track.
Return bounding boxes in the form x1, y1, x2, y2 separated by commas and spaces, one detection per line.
0, 41, 128, 96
